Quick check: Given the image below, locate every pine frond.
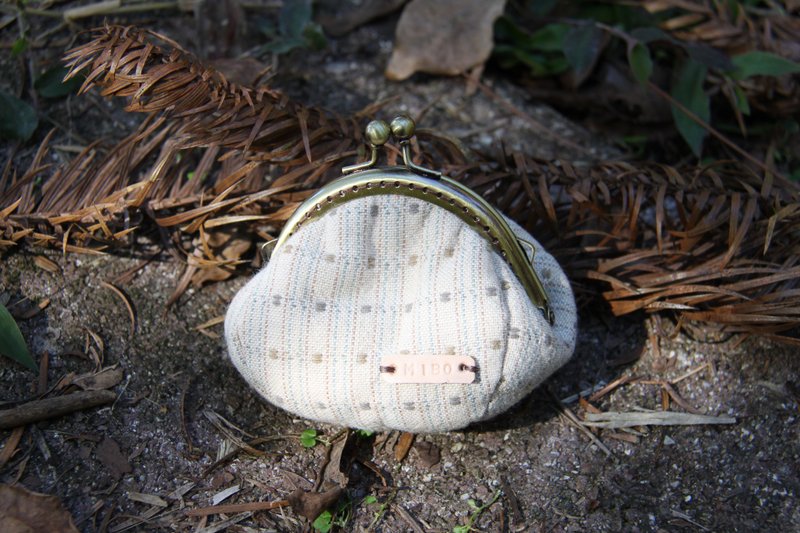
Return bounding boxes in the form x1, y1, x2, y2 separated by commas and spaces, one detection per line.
1, 24, 799, 342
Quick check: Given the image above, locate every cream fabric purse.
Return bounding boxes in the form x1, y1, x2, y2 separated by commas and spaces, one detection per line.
225, 116, 577, 433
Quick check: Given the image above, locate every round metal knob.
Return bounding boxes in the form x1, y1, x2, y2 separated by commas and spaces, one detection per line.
365, 119, 391, 146
390, 115, 416, 141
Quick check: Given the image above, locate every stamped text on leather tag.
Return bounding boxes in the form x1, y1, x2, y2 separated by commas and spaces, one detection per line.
379, 355, 477, 384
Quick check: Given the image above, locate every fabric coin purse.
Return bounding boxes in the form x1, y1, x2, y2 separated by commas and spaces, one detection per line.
225, 116, 577, 433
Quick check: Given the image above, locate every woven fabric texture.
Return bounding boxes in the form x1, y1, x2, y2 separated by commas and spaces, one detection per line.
225, 194, 577, 433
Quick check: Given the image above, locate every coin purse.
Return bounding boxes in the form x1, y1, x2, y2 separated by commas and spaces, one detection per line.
225, 116, 577, 433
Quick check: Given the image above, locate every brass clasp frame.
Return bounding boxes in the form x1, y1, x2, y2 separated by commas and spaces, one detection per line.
271, 115, 555, 324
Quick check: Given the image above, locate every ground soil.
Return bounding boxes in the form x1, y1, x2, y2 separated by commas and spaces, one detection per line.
1, 5, 799, 532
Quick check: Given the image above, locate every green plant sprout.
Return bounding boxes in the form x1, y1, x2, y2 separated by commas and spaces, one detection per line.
256, 0, 326, 56
299, 428, 320, 448
367, 490, 396, 530
452, 490, 501, 533
0, 301, 36, 371
312, 495, 352, 532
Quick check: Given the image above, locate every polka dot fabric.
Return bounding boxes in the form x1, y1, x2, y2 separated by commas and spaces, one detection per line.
225, 195, 577, 433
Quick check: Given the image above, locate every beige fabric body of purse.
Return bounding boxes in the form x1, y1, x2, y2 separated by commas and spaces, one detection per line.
225, 117, 577, 433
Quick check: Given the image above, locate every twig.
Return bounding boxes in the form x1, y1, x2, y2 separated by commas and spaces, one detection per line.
0, 390, 116, 429
500, 477, 525, 526
179, 377, 196, 454
560, 381, 608, 405
63, 1, 179, 22
200, 434, 285, 478
549, 393, 612, 457
186, 499, 289, 517
647, 81, 787, 183
196, 512, 253, 533
588, 375, 636, 402
671, 509, 711, 531
583, 411, 736, 429
661, 382, 703, 415
394, 504, 425, 533
671, 363, 710, 384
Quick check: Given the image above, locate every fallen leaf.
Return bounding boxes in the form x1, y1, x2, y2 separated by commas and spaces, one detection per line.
190, 266, 236, 286
71, 366, 123, 391
0, 301, 36, 372
286, 487, 344, 522
394, 432, 415, 462
321, 432, 355, 487
386, 0, 506, 80
317, 0, 407, 37
413, 440, 441, 468
0, 484, 79, 532
96, 438, 132, 480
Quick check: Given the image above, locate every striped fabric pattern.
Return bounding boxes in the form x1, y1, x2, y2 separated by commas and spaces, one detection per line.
225, 195, 577, 433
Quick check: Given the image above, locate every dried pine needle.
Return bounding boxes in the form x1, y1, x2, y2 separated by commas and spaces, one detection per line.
100, 281, 136, 337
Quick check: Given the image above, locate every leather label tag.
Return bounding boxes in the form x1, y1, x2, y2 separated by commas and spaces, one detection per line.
379, 355, 477, 384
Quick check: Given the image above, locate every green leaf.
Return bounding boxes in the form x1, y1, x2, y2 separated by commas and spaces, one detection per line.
35, 66, 84, 99
0, 88, 38, 141
11, 37, 28, 57
730, 51, 800, 80
0, 302, 36, 371
300, 428, 318, 448
312, 510, 333, 532
362, 495, 377, 505
452, 526, 470, 533
355, 429, 374, 438
466, 499, 479, 510
279, 0, 312, 39
732, 84, 751, 116
563, 24, 605, 79
670, 58, 709, 157
627, 42, 653, 85
261, 37, 306, 55
302, 22, 327, 51
493, 45, 568, 76
526, 23, 570, 52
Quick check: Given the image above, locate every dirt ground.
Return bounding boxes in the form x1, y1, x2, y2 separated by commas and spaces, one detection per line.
1, 6, 799, 532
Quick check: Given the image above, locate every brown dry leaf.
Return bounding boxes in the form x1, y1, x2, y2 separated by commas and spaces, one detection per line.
190, 228, 253, 286
386, 0, 506, 80
95, 438, 132, 480
0, 484, 79, 533
286, 487, 344, 522
0, 427, 24, 469
413, 440, 441, 468
394, 431, 415, 462
321, 432, 356, 487
190, 266, 237, 286
71, 366, 124, 391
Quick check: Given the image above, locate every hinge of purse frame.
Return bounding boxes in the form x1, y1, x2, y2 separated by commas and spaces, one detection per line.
342, 115, 441, 179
